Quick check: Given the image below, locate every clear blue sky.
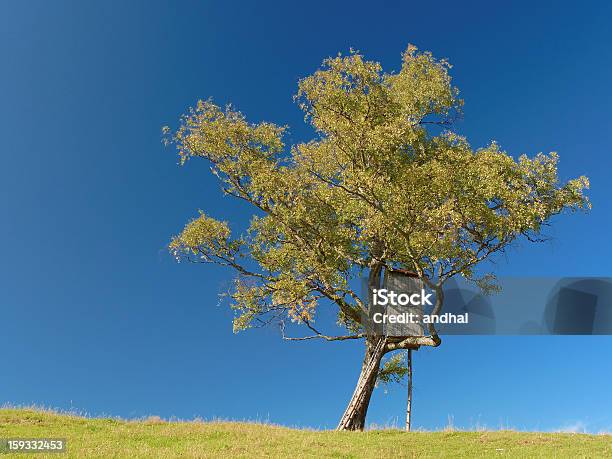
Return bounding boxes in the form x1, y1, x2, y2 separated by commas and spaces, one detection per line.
1, 1, 611, 432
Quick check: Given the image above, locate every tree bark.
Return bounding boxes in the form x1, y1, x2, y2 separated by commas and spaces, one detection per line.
336, 262, 386, 431
336, 336, 386, 431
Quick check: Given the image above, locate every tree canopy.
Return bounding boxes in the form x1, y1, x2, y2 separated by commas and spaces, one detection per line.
165, 45, 589, 342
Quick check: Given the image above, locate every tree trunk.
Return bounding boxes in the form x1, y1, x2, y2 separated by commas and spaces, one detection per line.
336, 336, 386, 431
337, 263, 385, 431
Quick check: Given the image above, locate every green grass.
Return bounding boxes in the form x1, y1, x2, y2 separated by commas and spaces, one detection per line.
0, 408, 610, 458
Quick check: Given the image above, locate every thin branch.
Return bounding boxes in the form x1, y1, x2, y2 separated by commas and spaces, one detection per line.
279, 321, 365, 342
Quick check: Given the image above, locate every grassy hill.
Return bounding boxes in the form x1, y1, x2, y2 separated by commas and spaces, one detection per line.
0, 409, 610, 458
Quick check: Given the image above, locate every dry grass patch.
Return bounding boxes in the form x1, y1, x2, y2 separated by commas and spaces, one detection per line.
0, 409, 610, 458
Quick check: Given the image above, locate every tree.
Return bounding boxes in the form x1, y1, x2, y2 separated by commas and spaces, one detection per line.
164, 45, 590, 430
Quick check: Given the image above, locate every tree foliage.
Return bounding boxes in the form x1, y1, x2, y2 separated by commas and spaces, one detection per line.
377, 351, 410, 386
165, 45, 589, 341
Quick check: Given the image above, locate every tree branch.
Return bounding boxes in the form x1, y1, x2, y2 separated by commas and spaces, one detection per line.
279, 321, 365, 342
